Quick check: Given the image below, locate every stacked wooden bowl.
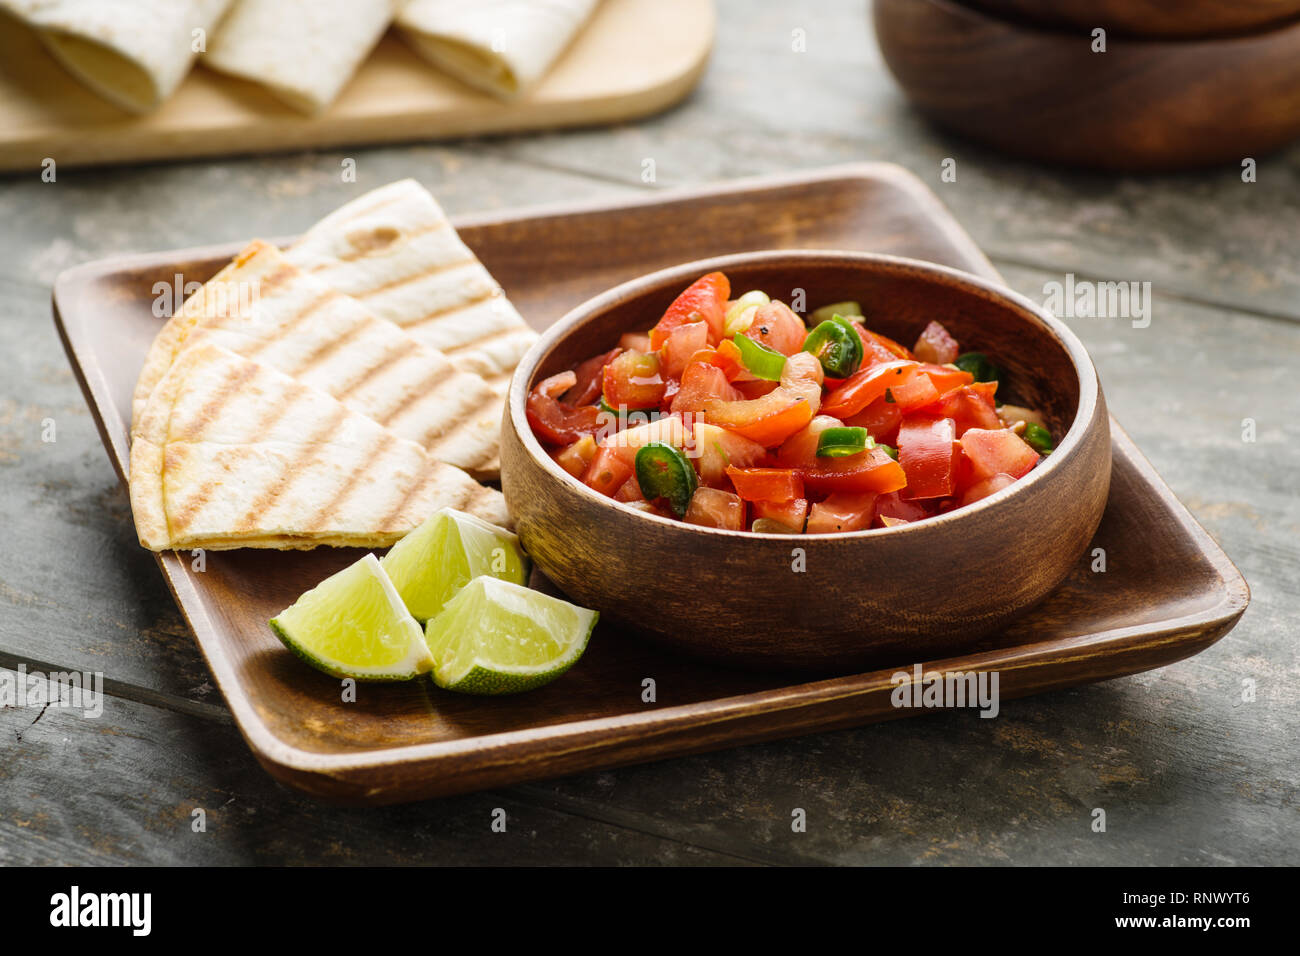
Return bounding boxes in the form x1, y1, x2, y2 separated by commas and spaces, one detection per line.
873, 0, 1300, 170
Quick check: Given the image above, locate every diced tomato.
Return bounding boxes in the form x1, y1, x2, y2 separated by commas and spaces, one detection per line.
602, 349, 666, 410
704, 389, 817, 446
599, 415, 687, 467
702, 364, 823, 447
614, 475, 645, 502
527, 371, 603, 445
884, 368, 940, 411
806, 492, 879, 534
691, 422, 767, 487
741, 301, 806, 356
732, 378, 781, 400
671, 361, 742, 415
553, 434, 597, 478
622, 499, 674, 518
844, 322, 903, 369
804, 444, 907, 495
843, 396, 902, 445
659, 378, 680, 413
919, 382, 1001, 436
918, 363, 974, 394
845, 321, 913, 361
649, 272, 729, 350
874, 491, 933, 524
913, 320, 960, 365
725, 467, 804, 503
776, 418, 907, 495
711, 338, 746, 381
619, 331, 652, 352
752, 496, 808, 532
659, 321, 710, 380
702, 355, 822, 447
960, 472, 1017, 507
581, 446, 633, 497
897, 415, 960, 499
684, 487, 746, 531
819, 360, 915, 419
563, 348, 621, 406
960, 427, 1040, 481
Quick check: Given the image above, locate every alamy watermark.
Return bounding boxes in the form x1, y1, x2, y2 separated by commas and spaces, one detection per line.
1042, 273, 1151, 328
890, 664, 1000, 718
1, 664, 103, 719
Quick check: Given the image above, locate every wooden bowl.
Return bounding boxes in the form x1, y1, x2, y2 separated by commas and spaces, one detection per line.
500, 251, 1111, 671
964, 0, 1300, 39
874, 0, 1300, 171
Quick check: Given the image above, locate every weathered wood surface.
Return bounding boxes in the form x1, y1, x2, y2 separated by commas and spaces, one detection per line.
1, 0, 1296, 864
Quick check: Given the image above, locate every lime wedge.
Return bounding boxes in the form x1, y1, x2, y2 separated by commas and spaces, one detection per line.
425, 577, 598, 695
381, 508, 528, 622
270, 553, 432, 680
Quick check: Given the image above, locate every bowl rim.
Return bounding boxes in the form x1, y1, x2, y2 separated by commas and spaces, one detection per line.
506, 249, 1103, 541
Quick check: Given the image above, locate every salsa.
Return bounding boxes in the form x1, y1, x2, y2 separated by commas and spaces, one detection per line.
527, 271, 1055, 534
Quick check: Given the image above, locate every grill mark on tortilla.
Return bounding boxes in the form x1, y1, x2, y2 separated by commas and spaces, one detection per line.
171, 359, 259, 443
305, 219, 450, 268
168, 379, 305, 534
411, 396, 499, 470
401, 289, 501, 330
331, 339, 413, 402
232, 404, 350, 534
376, 361, 459, 428
377, 462, 435, 530
351, 258, 479, 299
282, 313, 375, 379
461, 482, 499, 521
305, 430, 398, 531
241, 288, 340, 359
246, 262, 297, 303
439, 323, 536, 358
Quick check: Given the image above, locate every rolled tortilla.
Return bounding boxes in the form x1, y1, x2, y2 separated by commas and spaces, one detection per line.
203, 0, 398, 114
397, 0, 600, 99
0, 0, 234, 113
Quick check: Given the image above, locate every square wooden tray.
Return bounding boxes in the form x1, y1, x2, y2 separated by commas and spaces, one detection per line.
52, 164, 1249, 804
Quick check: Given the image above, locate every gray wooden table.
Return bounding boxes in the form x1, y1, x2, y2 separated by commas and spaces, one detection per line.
2, 0, 1296, 865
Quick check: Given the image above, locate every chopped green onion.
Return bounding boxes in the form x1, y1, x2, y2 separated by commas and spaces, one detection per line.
878, 443, 898, 460
1023, 422, 1054, 454
809, 300, 863, 324
734, 333, 787, 381
802, 317, 863, 378
816, 426, 873, 458
953, 351, 1002, 383
634, 442, 698, 517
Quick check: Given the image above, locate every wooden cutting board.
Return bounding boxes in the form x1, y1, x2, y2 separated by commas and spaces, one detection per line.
0, 0, 714, 174
52, 165, 1248, 804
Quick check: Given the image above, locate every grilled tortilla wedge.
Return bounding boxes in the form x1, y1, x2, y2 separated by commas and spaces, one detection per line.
129, 343, 509, 552
131, 240, 502, 478
284, 179, 538, 402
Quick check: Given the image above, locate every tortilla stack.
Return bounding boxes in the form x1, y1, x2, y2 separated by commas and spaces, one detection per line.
397, 0, 599, 99
284, 179, 538, 400
131, 240, 502, 477
130, 342, 509, 552
0, 0, 234, 113
203, 0, 397, 114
